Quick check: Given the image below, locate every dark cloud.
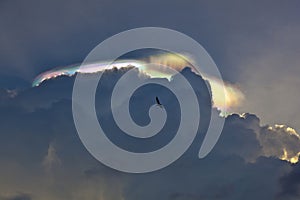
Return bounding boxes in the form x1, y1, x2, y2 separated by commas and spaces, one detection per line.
278, 163, 300, 199
2, 193, 31, 200
1, 0, 300, 199
0, 68, 299, 199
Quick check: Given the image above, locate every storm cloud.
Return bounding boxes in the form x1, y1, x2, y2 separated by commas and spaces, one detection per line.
0, 68, 299, 199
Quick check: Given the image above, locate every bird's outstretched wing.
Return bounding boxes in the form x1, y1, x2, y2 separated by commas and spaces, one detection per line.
155, 97, 164, 109
156, 96, 161, 105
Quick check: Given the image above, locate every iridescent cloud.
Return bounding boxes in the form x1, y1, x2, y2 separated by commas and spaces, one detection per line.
32, 53, 244, 113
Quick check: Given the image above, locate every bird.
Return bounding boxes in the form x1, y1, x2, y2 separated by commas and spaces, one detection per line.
156, 96, 163, 108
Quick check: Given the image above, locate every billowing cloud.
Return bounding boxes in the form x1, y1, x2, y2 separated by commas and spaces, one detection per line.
259, 124, 300, 164
0, 0, 299, 133
32, 52, 244, 114
279, 162, 300, 199
0, 68, 299, 199
0, 0, 299, 199
222, 113, 300, 164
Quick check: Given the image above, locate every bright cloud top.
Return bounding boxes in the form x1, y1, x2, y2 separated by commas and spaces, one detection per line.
32, 53, 244, 113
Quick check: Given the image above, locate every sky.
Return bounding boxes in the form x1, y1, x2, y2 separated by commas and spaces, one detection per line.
1, 0, 300, 129
1, 0, 300, 199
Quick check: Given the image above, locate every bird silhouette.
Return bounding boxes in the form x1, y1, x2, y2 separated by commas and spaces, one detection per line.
156, 96, 163, 108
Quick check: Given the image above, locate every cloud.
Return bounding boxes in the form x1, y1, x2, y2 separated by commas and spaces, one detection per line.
278, 163, 300, 199
42, 142, 61, 173
235, 25, 300, 132
1, 0, 299, 136
258, 124, 300, 164
2, 193, 32, 200
0, 68, 299, 199
0, 0, 300, 199
221, 113, 300, 164
31, 53, 245, 114
1, 0, 299, 81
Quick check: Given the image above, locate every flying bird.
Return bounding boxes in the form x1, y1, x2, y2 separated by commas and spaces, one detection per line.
156, 96, 163, 108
